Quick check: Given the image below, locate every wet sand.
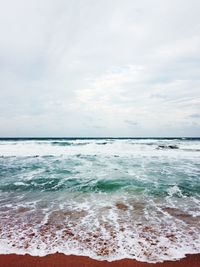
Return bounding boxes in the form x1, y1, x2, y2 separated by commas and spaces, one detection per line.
0, 253, 199, 267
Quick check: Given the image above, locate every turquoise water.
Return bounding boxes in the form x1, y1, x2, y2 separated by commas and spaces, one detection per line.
0, 155, 200, 196
0, 138, 200, 262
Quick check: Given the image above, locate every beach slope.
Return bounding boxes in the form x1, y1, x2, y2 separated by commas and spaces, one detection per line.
0, 253, 199, 267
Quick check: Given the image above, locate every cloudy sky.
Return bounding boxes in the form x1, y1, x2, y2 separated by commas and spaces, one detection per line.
0, 0, 200, 137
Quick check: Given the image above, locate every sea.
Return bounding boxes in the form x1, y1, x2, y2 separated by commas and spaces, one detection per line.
0, 138, 200, 263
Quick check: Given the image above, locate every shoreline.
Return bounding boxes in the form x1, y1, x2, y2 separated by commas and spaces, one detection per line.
0, 253, 199, 267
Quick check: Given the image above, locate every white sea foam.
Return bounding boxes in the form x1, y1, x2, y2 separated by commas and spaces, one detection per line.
0, 190, 200, 262
0, 139, 199, 159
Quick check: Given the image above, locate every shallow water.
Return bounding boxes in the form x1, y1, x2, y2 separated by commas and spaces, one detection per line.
0, 138, 200, 262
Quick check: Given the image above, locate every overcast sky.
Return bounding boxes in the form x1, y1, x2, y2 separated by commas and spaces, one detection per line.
0, 0, 200, 137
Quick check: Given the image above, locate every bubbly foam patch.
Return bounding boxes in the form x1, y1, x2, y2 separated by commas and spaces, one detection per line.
0, 192, 200, 263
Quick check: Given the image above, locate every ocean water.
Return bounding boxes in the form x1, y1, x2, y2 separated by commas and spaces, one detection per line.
0, 138, 200, 263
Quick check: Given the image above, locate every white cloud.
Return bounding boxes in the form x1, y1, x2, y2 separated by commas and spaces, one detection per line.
0, 0, 200, 136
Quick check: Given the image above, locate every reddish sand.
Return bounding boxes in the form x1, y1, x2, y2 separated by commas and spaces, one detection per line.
0, 253, 199, 267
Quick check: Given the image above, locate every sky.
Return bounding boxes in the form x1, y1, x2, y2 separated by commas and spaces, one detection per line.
0, 0, 200, 137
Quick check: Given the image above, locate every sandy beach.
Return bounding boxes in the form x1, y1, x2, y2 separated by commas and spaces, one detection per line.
0, 253, 200, 267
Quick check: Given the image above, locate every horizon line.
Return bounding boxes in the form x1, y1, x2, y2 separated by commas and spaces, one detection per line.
0, 136, 200, 139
